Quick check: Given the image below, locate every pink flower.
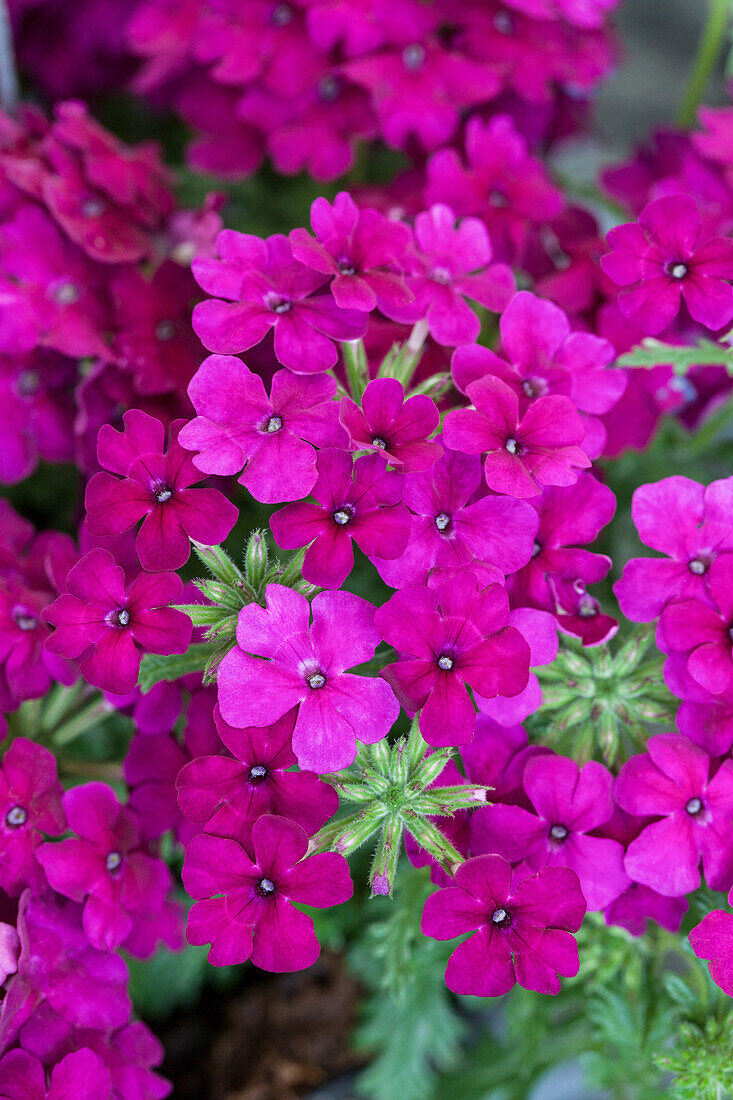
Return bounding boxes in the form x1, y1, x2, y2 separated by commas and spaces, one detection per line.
615, 476, 733, 623
615, 733, 733, 896
0, 1048, 111, 1100
270, 450, 411, 589
376, 574, 530, 747
372, 444, 538, 589
384, 204, 515, 346
472, 754, 628, 910
85, 410, 238, 572
176, 706, 338, 839
289, 191, 413, 312
179, 355, 346, 504
217, 584, 399, 773
689, 890, 733, 997
601, 194, 733, 334
0, 739, 65, 896
661, 555, 733, 697
192, 231, 366, 372
443, 375, 590, 498
183, 814, 353, 970
43, 548, 192, 695
37, 782, 171, 952
422, 854, 585, 997
339, 377, 441, 472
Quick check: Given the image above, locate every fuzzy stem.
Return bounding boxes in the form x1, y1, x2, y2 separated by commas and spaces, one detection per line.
677, 0, 731, 128
0, 0, 18, 114
52, 697, 110, 746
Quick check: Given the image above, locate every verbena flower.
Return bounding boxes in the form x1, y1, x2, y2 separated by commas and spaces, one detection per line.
183, 814, 353, 970
217, 584, 399, 773
422, 853, 585, 997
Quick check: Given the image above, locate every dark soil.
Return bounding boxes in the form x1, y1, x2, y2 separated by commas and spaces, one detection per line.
158, 952, 365, 1100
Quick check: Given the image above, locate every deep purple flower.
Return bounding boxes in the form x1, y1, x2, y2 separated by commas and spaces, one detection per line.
0, 739, 65, 896
383, 204, 515, 346
183, 814, 353, 971
443, 375, 590, 498
461, 715, 550, 809
0, 576, 73, 703
289, 191, 413, 312
37, 783, 171, 952
661, 555, 733, 697
339, 377, 441, 472
43, 548, 192, 695
376, 574, 530, 747
217, 584, 399, 773
192, 231, 366, 372
615, 733, 733, 896
689, 889, 733, 997
422, 854, 585, 997
601, 194, 733, 334
615, 476, 733, 623
0, 1048, 111, 1100
472, 754, 628, 911
372, 445, 538, 589
85, 410, 238, 572
270, 450, 411, 589
178, 355, 346, 504
176, 706, 338, 839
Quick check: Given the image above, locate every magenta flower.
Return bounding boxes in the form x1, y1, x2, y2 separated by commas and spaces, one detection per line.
451, 291, 625, 421
0, 575, 73, 703
508, 475, 615, 612
217, 584, 399, 773
372, 445, 538, 589
183, 814, 353, 971
0, 1048, 110, 1100
0, 891, 131, 1042
289, 191, 413, 312
192, 231, 366, 373
601, 194, 733, 334
176, 706, 338, 839
36, 782, 170, 953
0, 205, 110, 360
124, 732, 189, 843
343, 40, 500, 152
689, 891, 733, 997
462, 715, 550, 808
270, 450, 411, 589
615, 476, 733, 623
443, 376, 590, 498
339, 377, 441, 472
422, 854, 585, 997
43, 548, 192, 695
85, 410, 238, 572
0, 738, 65, 896
615, 733, 733, 896
472, 754, 628, 911
376, 574, 530, 747
178, 355, 346, 504
661, 555, 733, 697
383, 204, 515, 346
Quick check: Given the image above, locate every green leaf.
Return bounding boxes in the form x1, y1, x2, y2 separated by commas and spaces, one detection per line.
617, 337, 733, 374
127, 941, 238, 1020
138, 643, 218, 693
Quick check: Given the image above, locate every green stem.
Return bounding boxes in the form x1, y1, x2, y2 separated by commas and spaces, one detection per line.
677, 0, 732, 128
342, 338, 369, 401
52, 698, 110, 746
0, 0, 19, 114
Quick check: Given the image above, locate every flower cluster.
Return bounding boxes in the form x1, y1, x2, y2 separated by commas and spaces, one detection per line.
0, 99, 222, 486
125, 0, 618, 180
